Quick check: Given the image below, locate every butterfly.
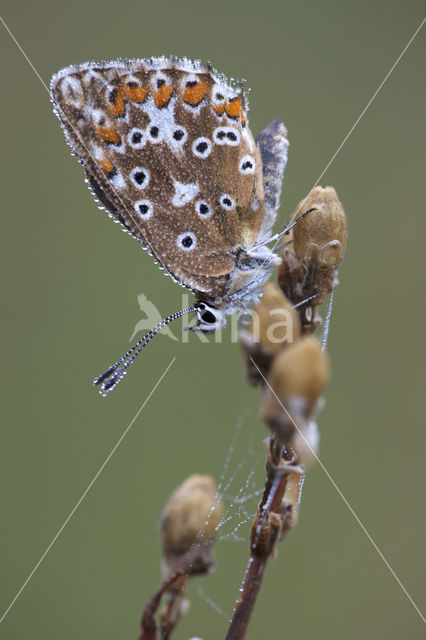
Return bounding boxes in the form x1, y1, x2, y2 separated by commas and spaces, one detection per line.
50, 56, 294, 395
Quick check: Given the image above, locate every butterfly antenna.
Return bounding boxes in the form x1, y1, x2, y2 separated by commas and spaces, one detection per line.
256, 207, 317, 248
292, 292, 322, 309
93, 306, 196, 396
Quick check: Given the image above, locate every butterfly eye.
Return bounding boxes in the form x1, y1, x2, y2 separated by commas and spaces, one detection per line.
239, 155, 255, 174
130, 167, 150, 189
192, 137, 212, 158
195, 200, 212, 218
220, 194, 235, 211
177, 232, 196, 251
194, 302, 224, 331
201, 310, 217, 324
134, 199, 153, 219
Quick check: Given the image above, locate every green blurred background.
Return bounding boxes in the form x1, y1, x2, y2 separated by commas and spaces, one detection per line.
1, 1, 425, 638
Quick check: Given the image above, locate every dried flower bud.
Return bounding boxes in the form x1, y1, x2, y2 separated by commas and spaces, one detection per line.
249, 283, 300, 354
260, 336, 329, 454
278, 186, 347, 332
160, 474, 222, 578
292, 186, 347, 269
268, 336, 329, 404
240, 283, 301, 386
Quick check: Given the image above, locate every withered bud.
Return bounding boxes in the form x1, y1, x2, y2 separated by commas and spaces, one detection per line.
268, 336, 329, 404
260, 337, 329, 457
249, 283, 301, 354
292, 186, 347, 269
278, 187, 347, 332
160, 474, 222, 578
240, 283, 301, 386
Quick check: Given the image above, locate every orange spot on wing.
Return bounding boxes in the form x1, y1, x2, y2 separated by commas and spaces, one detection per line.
97, 126, 120, 144
225, 97, 242, 118
213, 103, 225, 116
153, 84, 174, 107
182, 81, 209, 106
100, 159, 114, 174
241, 111, 246, 127
108, 87, 125, 117
123, 84, 148, 103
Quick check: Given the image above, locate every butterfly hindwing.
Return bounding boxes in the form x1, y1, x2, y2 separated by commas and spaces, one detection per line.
255, 118, 289, 241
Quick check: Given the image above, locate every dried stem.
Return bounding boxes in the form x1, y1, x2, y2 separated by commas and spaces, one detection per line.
226, 440, 298, 640
139, 571, 185, 640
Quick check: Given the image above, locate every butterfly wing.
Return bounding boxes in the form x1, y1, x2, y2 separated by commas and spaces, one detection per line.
255, 119, 289, 242
51, 58, 265, 295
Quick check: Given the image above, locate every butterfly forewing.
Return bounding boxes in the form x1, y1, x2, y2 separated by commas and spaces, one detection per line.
51, 58, 264, 294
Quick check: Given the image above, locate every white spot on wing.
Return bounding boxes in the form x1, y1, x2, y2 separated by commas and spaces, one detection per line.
192, 137, 212, 158
220, 194, 235, 210
130, 167, 150, 189
61, 76, 83, 106
110, 170, 126, 190
172, 180, 199, 207
177, 232, 197, 251
128, 128, 145, 149
134, 199, 153, 219
239, 155, 255, 174
213, 126, 240, 146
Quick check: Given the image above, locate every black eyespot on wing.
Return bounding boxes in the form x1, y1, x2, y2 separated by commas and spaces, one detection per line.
182, 235, 193, 248
150, 126, 159, 138
173, 129, 184, 140
157, 78, 165, 88
186, 80, 197, 87
131, 131, 142, 144
227, 131, 237, 141
196, 141, 208, 153
108, 87, 119, 103
199, 203, 209, 214
131, 167, 150, 190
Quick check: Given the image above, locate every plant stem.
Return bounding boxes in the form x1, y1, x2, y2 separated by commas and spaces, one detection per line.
226, 440, 291, 640
139, 571, 184, 640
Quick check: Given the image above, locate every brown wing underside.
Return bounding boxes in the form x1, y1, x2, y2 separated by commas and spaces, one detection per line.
51, 60, 264, 293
